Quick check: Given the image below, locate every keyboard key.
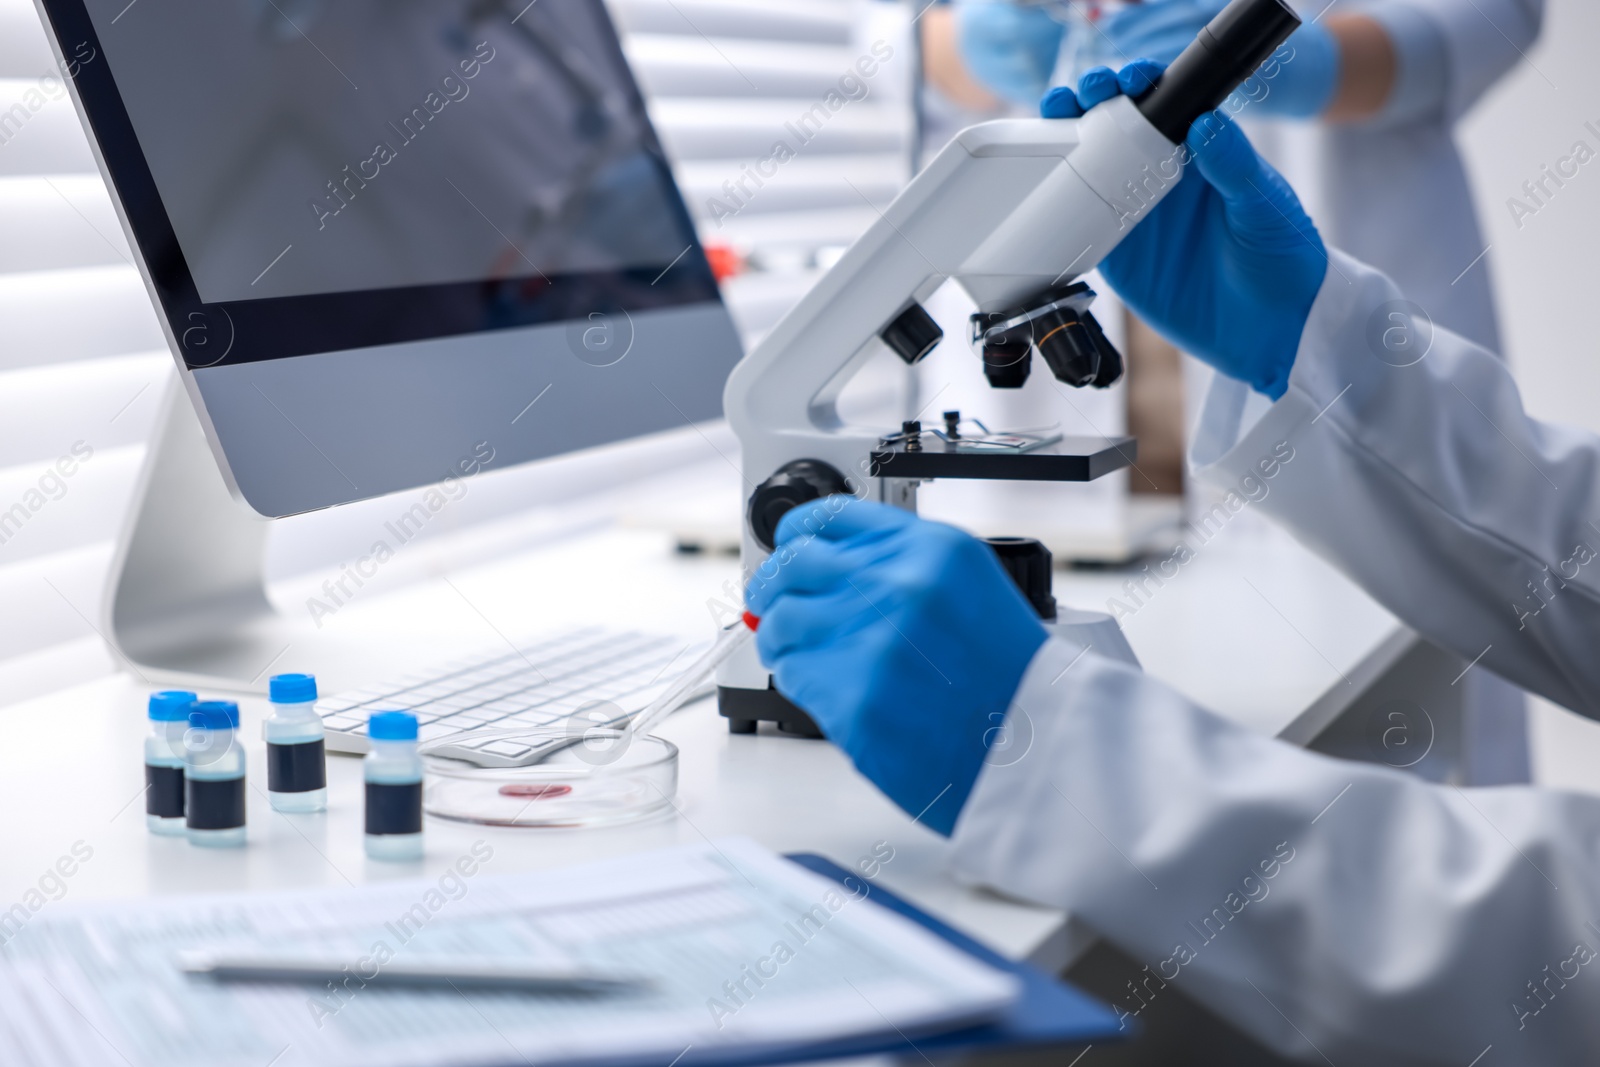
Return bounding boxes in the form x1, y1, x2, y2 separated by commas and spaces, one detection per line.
432, 693, 489, 710
454, 667, 512, 684
471, 699, 524, 714
398, 685, 453, 700
480, 740, 536, 758
502, 709, 560, 724
448, 709, 505, 724
472, 681, 531, 699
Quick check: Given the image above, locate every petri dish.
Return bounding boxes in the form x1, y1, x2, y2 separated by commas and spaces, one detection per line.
420, 726, 677, 828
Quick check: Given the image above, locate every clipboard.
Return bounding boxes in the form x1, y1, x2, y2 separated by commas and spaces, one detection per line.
550, 853, 1130, 1067
780, 854, 1131, 1058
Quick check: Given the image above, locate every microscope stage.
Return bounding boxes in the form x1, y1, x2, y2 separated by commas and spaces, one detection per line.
869, 435, 1135, 482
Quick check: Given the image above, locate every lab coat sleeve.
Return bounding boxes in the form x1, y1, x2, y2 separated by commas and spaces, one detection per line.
950, 637, 1600, 1063
1192, 249, 1600, 720
1384, 0, 1543, 121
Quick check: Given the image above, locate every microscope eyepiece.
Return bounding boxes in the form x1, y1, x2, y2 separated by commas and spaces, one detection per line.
1133, 0, 1301, 145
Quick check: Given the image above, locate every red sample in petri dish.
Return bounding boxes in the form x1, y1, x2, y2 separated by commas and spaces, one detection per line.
498, 784, 573, 800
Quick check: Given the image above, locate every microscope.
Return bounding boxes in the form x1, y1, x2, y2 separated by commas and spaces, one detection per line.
717, 0, 1300, 735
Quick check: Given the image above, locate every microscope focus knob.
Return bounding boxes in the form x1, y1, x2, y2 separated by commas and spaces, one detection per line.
880, 302, 944, 365
748, 460, 852, 551
984, 536, 1058, 621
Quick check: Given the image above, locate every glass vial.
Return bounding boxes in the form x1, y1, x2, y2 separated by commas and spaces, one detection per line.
364, 711, 423, 861
266, 673, 328, 813
186, 700, 246, 848
145, 690, 194, 835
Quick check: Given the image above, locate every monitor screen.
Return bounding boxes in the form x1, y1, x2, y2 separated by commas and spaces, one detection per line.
46, 0, 720, 367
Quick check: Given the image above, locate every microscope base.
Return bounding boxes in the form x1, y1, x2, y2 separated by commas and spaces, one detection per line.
717, 685, 824, 739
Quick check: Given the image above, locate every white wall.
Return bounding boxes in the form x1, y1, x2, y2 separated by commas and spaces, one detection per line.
1458, 0, 1600, 429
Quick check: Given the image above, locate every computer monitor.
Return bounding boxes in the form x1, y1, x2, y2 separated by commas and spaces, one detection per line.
35, 0, 742, 518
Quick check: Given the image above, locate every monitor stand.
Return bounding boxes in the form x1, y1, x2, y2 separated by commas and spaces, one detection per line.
103, 377, 370, 693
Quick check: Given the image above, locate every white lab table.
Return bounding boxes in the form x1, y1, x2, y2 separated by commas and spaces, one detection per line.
0, 511, 1404, 973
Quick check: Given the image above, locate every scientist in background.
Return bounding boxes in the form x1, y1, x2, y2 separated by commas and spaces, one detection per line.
748, 62, 1600, 1062
955, 0, 1544, 785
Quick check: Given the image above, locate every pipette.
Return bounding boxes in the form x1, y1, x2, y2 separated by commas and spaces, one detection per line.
622, 611, 759, 742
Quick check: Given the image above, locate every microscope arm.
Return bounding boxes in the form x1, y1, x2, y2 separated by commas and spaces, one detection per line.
741, 96, 1188, 422
724, 96, 1176, 453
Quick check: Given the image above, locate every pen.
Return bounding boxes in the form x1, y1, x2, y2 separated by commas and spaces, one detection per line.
177, 952, 649, 994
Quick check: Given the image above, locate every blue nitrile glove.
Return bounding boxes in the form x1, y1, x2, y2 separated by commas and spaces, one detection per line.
1041, 61, 1327, 399
954, 1, 1067, 106
744, 496, 1048, 836
1099, 0, 1340, 117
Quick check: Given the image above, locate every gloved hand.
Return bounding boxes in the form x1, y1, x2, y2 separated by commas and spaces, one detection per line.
1099, 0, 1340, 118
1041, 61, 1328, 398
744, 496, 1048, 836
954, 1, 1067, 106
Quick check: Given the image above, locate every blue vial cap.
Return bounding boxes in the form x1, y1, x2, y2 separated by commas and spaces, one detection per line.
269, 673, 318, 704
148, 690, 196, 722
190, 700, 240, 731
368, 711, 418, 741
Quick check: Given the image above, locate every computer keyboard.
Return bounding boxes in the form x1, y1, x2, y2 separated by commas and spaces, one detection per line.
317, 626, 708, 756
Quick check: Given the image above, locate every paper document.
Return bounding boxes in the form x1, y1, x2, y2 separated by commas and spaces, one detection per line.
0, 839, 1018, 1067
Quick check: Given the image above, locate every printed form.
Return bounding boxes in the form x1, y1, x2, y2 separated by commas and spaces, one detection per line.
0, 839, 1017, 1067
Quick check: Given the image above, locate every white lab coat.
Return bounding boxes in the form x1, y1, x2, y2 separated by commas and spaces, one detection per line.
951, 249, 1600, 1063
1236, 0, 1545, 784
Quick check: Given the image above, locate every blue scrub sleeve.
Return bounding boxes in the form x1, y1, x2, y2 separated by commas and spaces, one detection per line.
1354, 1, 1450, 128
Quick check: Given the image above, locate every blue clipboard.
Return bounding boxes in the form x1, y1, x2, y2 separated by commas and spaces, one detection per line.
544, 853, 1128, 1067
779, 853, 1130, 1058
